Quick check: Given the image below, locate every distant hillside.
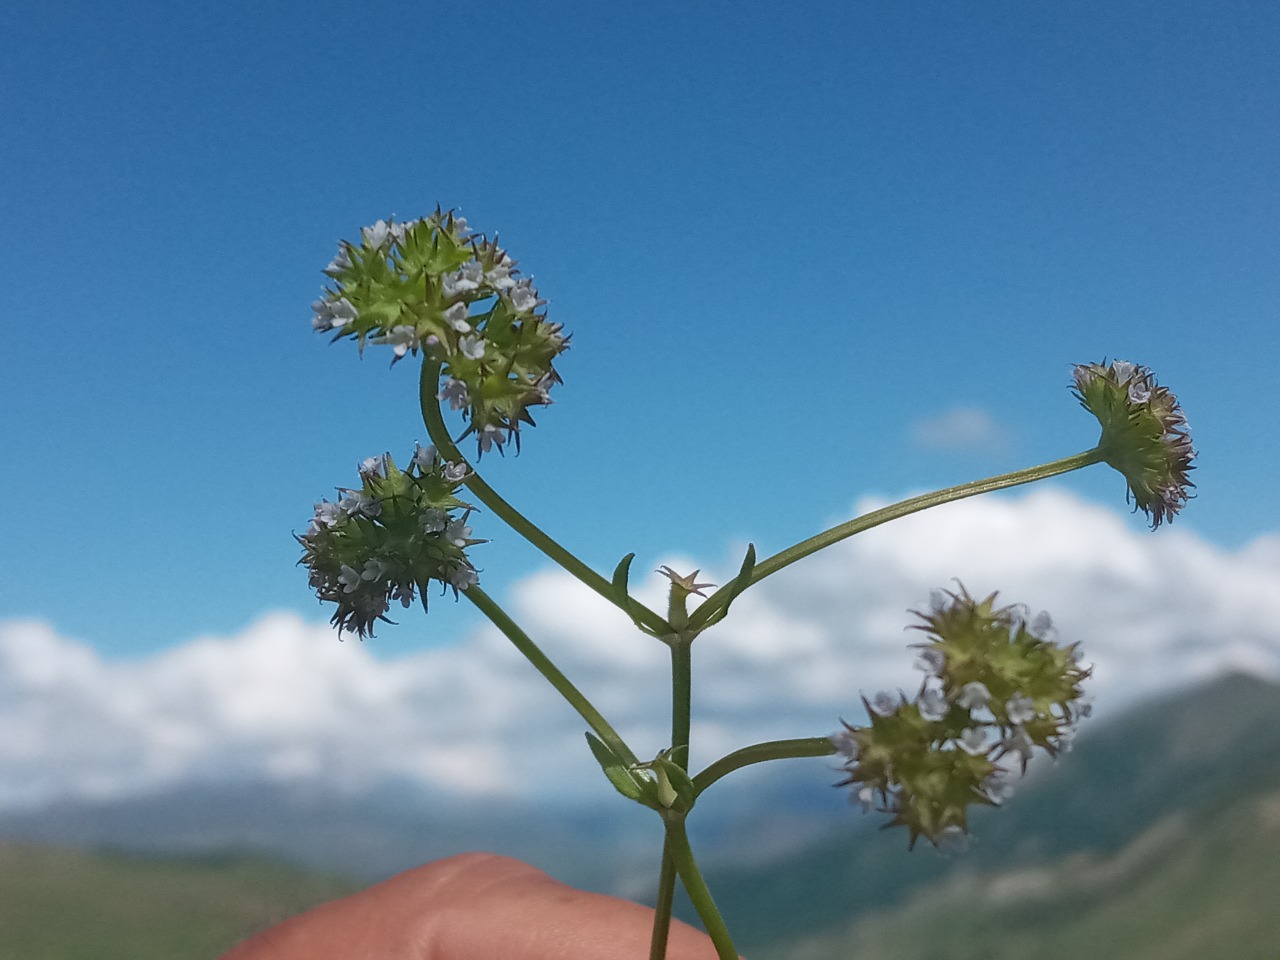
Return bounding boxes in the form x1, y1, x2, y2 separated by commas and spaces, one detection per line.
0, 672, 1276, 959
784, 786, 1280, 960
700, 671, 1280, 956
0, 844, 357, 960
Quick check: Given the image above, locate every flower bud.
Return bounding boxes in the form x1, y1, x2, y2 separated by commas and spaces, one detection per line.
298, 446, 484, 637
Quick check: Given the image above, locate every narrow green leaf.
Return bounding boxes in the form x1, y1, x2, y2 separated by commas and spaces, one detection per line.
611, 552, 636, 600
585, 732, 647, 803
702, 543, 757, 628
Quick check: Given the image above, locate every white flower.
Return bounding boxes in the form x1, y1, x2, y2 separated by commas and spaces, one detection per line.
412, 442, 437, 472
323, 247, 352, 276
448, 563, 478, 591
856, 785, 876, 811
362, 219, 392, 249
442, 461, 469, 483
339, 492, 381, 517
389, 219, 419, 244
1005, 694, 1037, 725
913, 648, 945, 675
391, 582, 415, 608
830, 728, 859, 761
1110, 360, 1137, 383
439, 378, 470, 410
1029, 610, 1056, 642
478, 424, 505, 453
444, 303, 471, 332
459, 334, 485, 360
312, 297, 357, 332
311, 500, 344, 528
444, 518, 472, 547
338, 564, 363, 594
442, 261, 483, 297
959, 727, 988, 755
377, 325, 420, 358
420, 508, 448, 534
983, 769, 1016, 803
871, 691, 901, 717
485, 256, 516, 290
918, 687, 948, 722
361, 558, 390, 581
359, 454, 387, 478
956, 681, 991, 711
509, 280, 539, 314
999, 727, 1035, 768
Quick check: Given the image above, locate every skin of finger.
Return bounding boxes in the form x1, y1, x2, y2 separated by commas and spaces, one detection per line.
219, 852, 733, 960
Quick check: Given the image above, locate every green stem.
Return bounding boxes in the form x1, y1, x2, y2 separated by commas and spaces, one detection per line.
671, 639, 692, 771
464, 585, 638, 767
664, 816, 738, 959
689, 447, 1105, 630
648, 843, 678, 960
419, 359, 673, 637
693, 738, 837, 796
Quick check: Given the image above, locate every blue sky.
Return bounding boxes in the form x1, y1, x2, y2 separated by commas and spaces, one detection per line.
3, 0, 1278, 658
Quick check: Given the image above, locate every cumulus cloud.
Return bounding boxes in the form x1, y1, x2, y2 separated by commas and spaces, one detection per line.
911, 406, 1010, 453
2, 489, 1278, 812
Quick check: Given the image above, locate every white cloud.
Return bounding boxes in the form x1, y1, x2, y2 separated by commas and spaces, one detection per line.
2, 489, 1278, 811
911, 406, 1010, 453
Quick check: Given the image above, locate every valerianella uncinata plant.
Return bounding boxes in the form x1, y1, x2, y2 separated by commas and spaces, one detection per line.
296, 211, 1196, 958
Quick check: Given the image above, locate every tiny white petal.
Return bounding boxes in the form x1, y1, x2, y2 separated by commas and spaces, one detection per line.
871, 691, 901, 717
1006, 694, 1037, 725
914, 648, 945, 675
918, 687, 949, 722
362, 219, 391, 249
444, 302, 471, 332
412, 443, 437, 472
420, 508, 448, 534
959, 727, 988, 754
439, 378, 470, 410
830, 728, 859, 761
956, 681, 991, 711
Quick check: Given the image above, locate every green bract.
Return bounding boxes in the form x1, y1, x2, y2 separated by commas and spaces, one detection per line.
297, 448, 482, 638
1073, 359, 1196, 528
312, 211, 569, 456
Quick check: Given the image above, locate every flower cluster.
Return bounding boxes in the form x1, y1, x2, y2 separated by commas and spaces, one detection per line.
312, 211, 569, 456
1073, 359, 1196, 528
832, 586, 1091, 849
298, 445, 483, 637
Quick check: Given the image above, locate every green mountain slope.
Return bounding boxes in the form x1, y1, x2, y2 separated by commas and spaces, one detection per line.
0, 845, 357, 960
785, 787, 1280, 960
702, 672, 1280, 954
